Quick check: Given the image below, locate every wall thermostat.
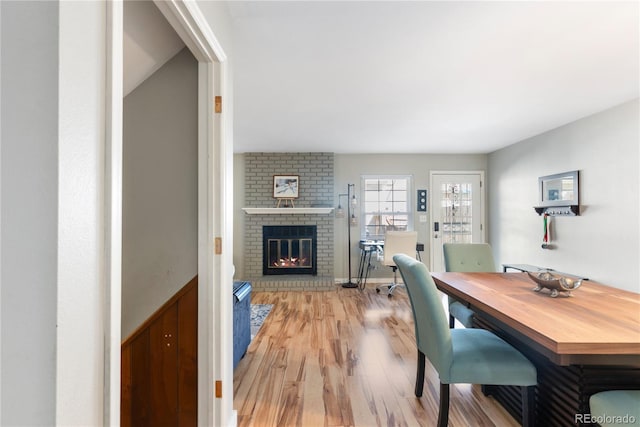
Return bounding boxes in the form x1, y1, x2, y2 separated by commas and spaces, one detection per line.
417, 189, 427, 211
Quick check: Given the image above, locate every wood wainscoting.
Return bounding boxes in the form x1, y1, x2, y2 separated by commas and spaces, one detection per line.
121, 276, 198, 427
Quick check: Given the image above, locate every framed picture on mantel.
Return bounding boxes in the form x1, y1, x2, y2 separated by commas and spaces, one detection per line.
273, 175, 299, 199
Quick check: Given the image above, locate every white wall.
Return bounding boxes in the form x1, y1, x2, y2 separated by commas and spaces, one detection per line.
1, 2, 58, 424
1, 1, 108, 425
196, 0, 234, 55
122, 48, 198, 338
488, 99, 639, 292
57, 2, 107, 423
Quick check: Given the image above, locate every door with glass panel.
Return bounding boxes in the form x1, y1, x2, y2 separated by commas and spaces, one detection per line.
430, 172, 484, 272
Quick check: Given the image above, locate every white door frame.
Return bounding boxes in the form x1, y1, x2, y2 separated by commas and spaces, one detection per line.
429, 171, 486, 271
106, 1, 233, 425
105, 2, 123, 424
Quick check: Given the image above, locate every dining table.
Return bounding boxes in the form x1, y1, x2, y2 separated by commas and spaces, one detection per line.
431, 271, 640, 426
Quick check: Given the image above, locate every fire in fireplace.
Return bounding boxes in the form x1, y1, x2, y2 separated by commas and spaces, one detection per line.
263, 225, 317, 276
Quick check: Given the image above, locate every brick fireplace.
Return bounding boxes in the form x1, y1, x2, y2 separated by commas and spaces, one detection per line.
242, 153, 335, 291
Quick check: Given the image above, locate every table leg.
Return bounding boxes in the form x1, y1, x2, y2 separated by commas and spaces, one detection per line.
362, 250, 373, 286
356, 248, 368, 286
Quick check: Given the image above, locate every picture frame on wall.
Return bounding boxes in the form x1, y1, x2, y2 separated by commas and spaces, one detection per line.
273, 175, 299, 199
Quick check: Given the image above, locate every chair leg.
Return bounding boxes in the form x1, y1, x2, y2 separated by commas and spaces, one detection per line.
521, 385, 535, 427
375, 284, 389, 293
387, 267, 399, 296
388, 283, 396, 296
437, 382, 450, 427
415, 350, 425, 397
377, 267, 397, 295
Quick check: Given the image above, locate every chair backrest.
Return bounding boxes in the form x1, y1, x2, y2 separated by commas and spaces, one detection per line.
383, 231, 418, 267
393, 254, 453, 377
443, 243, 496, 273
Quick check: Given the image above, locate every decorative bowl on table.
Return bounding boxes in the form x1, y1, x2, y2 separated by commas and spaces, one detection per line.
526, 271, 583, 298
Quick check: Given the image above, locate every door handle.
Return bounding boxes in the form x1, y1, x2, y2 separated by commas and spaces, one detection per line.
434, 222, 439, 232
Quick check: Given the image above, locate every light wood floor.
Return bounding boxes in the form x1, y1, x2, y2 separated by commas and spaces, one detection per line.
233, 286, 520, 427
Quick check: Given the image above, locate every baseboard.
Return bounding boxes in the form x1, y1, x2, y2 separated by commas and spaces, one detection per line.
333, 278, 397, 285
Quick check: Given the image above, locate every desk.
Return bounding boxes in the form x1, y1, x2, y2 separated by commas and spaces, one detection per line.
356, 240, 423, 289
431, 272, 640, 426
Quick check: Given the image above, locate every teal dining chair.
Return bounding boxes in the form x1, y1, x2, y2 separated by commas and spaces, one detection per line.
589, 390, 640, 427
443, 243, 496, 328
393, 254, 537, 427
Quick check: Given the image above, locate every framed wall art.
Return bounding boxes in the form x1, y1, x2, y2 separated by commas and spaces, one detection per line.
273, 175, 299, 199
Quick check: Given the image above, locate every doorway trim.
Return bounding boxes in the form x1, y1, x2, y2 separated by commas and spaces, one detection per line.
105, 2, 123, 424
429, 170, 486, 272
106, 1, 233, 425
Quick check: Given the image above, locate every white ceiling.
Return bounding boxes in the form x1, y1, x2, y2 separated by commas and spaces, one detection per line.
229, 1, 639, 154
124, 1, 639, 154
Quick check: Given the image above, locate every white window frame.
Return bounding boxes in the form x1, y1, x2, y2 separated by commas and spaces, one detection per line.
360, 175, 413, 240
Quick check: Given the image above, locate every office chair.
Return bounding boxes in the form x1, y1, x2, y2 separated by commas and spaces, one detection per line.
443, 243, 496, 328
376, 231, 418, 296
393, 254, 537, 427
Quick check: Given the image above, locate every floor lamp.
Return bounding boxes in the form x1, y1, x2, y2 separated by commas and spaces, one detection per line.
337, 184, 358, 288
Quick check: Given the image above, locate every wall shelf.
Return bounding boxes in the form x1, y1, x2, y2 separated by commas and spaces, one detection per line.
534, 205, 580, 216
242, 207, 334, 215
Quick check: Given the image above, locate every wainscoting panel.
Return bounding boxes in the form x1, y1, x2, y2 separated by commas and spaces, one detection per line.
121, 276, 198, 427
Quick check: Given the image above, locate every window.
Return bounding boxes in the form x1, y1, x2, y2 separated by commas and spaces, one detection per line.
361, 175, 412, 240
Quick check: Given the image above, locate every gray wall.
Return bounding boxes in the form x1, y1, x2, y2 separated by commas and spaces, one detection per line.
122, 48, 198, 337
233, 106, 639, 292
334, 154, 488, 280
1, 2, 58, 424
488, 99, 639, 292
233, 152, 488, 281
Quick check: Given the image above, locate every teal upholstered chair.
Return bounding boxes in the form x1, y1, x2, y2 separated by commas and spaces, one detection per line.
443, 243, 496, 328
590, 390, 640, 427
393, 254, 537, 427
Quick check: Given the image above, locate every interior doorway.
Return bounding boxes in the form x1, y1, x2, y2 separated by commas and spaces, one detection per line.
106, 2, 232, 425
429, 171, 485, 272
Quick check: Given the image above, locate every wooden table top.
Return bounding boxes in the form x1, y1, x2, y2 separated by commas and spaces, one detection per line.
431, 272, 640, 366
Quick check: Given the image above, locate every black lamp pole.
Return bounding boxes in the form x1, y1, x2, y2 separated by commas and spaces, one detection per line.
341, 183, 358, 288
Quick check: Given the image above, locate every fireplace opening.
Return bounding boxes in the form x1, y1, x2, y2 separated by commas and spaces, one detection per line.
263, 225, 317, 276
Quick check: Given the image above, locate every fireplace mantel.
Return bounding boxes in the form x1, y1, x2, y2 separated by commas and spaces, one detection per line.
242, 207, 334, 215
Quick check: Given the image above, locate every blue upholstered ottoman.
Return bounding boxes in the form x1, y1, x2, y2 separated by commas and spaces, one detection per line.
232, 281, 252, 369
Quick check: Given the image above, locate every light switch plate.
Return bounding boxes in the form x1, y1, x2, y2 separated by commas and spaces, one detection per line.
417, 189, 427, 211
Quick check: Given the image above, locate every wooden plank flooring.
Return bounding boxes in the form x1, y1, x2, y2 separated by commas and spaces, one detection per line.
233, 287, 521, 427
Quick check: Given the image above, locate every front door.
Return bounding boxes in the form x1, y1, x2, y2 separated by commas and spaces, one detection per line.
430, 172, 485, 272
